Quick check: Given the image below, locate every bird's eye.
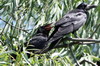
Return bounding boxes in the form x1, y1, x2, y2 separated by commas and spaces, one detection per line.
65, 16, 69, 18
76, 13, 81, 16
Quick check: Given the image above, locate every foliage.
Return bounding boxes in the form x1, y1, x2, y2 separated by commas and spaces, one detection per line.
0, 0, 100, 65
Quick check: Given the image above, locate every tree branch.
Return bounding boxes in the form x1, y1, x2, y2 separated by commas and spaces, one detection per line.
54, 42, 97, 49
55, 37, 100, 49
63, 38, 100, 43
35, 38, 100, 54
78, 59, 97, 66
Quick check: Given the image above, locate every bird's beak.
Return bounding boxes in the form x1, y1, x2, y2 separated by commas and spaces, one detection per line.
86, 4, 97, 10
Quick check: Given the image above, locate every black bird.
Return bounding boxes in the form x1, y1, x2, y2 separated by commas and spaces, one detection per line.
11, 24, 52, 59
26, 23, 52, 53
40, 3, 97, 53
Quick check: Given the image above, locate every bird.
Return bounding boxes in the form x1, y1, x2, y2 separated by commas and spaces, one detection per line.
10, 23, 52, 59
40, 2, 97, 53
25, 23, 52, 53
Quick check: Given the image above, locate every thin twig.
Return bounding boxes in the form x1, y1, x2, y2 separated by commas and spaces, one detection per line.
90, 24, 100, 38
79, 59, 97, 66
54, 42, 97, 49
69, 46, 81, 66
54, 42, 76, 48
63, 38, 100, 43
0, 18, 30, 33
0, 40, 4, 46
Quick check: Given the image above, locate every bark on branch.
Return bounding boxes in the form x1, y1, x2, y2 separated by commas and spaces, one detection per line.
63, 38, 100, 43
54, 38, 100, 49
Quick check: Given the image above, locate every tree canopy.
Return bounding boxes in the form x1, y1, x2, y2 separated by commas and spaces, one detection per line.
0, 0, 100, 66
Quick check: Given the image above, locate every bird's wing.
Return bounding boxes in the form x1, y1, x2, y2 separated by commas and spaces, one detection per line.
55, 10, 87, 27
51, 10, 87, 41
26, 35, 47, 50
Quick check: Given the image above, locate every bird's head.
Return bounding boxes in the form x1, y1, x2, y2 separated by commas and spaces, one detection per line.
77, 2, 97, 10
37, 24, 52, 35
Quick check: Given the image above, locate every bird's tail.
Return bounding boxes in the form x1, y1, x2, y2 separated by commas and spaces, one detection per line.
47, 38, 62, 50
39, 36, 62, 53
